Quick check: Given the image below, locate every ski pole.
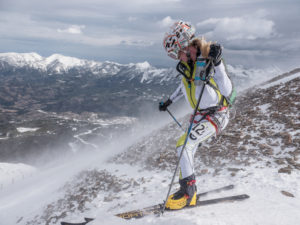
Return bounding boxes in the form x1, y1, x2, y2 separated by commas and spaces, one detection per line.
166, 108, 185, 132
160, 59, 213, 215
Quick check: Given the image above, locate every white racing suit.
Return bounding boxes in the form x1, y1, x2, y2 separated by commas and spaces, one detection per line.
169, 59, 232, 179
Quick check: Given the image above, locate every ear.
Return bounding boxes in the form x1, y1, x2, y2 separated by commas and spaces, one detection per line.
188, 46, 197, 61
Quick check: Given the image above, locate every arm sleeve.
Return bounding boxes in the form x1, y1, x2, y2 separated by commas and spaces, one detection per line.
169, 82, 184, 103
213, 61, 232, 97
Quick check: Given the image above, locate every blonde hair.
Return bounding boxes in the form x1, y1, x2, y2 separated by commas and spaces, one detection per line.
190, 37, 212, 58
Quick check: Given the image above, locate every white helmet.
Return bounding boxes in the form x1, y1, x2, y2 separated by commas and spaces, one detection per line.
163, 20, 195, 59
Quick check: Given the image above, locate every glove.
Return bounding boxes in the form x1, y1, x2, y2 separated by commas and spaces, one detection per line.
159, 99, 172, 111
209, 43, 222, 66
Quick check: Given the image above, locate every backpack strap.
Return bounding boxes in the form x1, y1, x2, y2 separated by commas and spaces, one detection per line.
176, 61, 190, 81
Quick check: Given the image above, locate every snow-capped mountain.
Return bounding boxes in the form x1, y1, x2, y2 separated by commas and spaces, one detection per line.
0, 53, 179, 117
0, 52, 282, 121
0, 52, 175, 82
0, 52, 282, 118
0, 52, 281, 86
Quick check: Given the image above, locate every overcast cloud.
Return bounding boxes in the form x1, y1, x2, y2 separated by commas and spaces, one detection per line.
0, 0, 299, 69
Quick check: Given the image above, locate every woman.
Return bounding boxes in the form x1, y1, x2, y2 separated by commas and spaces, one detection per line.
159, 21, 234, 210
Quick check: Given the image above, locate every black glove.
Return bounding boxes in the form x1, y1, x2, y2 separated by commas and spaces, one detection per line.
159, 99, 172, 111
209, 43, 222, 66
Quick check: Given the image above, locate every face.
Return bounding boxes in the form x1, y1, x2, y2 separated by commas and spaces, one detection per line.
178, 46, 197, 62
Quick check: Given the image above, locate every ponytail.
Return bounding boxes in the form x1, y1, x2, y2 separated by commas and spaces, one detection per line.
190, 37, 212, 58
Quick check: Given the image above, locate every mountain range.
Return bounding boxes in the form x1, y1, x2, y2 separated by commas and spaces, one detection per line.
0, 52, 177, 117
0, 52, 282, 116
0, 52, 282, 164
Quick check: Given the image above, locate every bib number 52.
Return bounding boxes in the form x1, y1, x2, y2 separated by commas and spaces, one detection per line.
189, 123, 205, 141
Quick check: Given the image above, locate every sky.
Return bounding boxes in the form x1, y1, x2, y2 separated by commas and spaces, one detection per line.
0, 0, 300, 69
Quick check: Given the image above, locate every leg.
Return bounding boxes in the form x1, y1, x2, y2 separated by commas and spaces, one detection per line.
166, 119, 217, 210
177, 119, 217, 179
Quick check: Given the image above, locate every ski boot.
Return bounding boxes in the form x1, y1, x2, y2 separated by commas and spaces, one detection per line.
165, 174, 197, 210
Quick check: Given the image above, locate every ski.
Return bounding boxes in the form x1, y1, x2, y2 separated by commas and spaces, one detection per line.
60, 184, 244, 224
115, 194, 249, 219
197, 184, 234, 198
114, 184, 236, 220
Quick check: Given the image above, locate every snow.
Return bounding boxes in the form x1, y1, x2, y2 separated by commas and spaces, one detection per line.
259, 72, 300, 89
16, 127, 40, 133
45, 54, 84, 67
0, 52, 43, 68
226, 64, 282, 91
1, 159, 299, 225
0, 163, 36, 187
257, 103, 271, 113
57, 163, 300, 225
136, 61, 151, 71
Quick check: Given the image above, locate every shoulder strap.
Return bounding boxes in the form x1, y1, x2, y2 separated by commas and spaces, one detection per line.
221, 58, 236, 107
176, 61, 191, 80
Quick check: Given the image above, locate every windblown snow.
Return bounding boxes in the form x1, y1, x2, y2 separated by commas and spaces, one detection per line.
0, 68, 299, 225
0, 163, 36, 187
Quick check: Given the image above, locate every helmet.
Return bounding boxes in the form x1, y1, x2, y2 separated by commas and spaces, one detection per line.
163, 20, 195, 59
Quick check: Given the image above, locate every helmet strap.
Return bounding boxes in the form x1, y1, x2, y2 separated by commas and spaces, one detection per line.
186, 51, 191, 60
186, 51, 194, 79
196, 47, 201, 57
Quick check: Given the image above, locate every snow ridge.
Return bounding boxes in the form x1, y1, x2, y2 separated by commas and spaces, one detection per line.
0, 52, 170, 81
0, 52, 281, 86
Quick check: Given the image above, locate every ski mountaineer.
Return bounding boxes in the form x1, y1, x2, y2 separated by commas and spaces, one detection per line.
159, 20, 235, 210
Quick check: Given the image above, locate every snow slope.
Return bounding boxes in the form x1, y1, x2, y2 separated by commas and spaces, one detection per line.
0, 163, 36, 188
0, 69, 299, 225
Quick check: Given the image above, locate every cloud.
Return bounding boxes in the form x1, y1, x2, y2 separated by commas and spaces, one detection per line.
128, 16, 137, 22
1, 0, 300, 68
197, 12, 275, 41
121, 39, 154, 46
57, 25, 85, 34
160, 16, 176, 28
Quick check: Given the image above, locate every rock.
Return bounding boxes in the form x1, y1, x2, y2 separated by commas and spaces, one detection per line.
278, 166, 292, 174
285, 157, 296, 166
240, 146, 247, 151
275, 158, 285, 165
281, 190, 295, 198
244, 134, 251, 140
258, 143, 274, 156
280, 132, 293, 145
200, 169, 208, 174
227, 168, 242, 172
294, 164, 300, 170
103, 195, 114, 202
